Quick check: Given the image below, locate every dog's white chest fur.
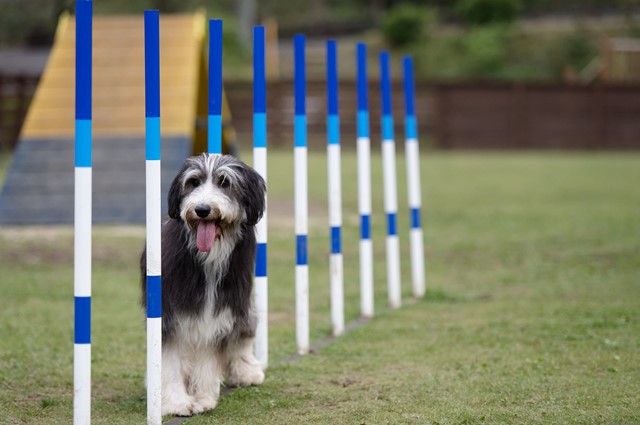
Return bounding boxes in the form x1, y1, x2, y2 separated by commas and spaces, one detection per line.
175, 285, 235, 348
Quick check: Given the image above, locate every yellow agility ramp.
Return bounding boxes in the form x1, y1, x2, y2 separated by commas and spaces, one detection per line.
22, 12, 204, 139
0, 12, 236, 225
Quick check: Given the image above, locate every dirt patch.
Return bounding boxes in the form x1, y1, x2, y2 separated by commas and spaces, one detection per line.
0, 225, 73, 241
0, 227, 73, 264
268, 310, 294, 325
0, 225, 144, 266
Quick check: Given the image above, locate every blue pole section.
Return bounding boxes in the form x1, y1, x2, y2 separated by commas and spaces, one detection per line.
326, 40, 344, 336
144, 10, 162, 425
379, 51, 402, 309
253, 25, 269, 368
356, 42, 374, 318
357, 43, 369, 141
74, 1, 92, 423
402, 55, 425, 298
208, 19, 223, 154
294, 34, 309, 354
403, 56, 416, 125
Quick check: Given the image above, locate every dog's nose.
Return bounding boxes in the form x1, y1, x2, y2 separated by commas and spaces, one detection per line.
194, 205, 211, 218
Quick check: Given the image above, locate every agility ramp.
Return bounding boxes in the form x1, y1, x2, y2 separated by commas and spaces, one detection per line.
0, 13, 205, 224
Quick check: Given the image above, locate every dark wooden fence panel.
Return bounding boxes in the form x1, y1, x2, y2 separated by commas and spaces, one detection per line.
433, 82, 640, 150
225, 80, 433, 149
604, 87, 640, 149
227, 80, 640, 150
4, 77, 637, 151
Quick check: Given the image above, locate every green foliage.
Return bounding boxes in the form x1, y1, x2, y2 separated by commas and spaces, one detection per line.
459, 24, 511, 75
381, 4, 436, 47
550, 28, 598, 74
409, 21, 603, 82
456, 0, 522, 26
0, 0, 64, 46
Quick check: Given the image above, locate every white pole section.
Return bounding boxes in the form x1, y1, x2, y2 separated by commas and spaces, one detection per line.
253, 25, 269, 368
144, 10, 162, 425
402, 56, 425, 298
74, 1, 92, 423
326, 40, 344, 336
294, 34, 309, 355
356, 43, 374, 318
379, 52, 402, 309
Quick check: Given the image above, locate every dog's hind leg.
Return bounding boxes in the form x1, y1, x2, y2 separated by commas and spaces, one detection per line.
161, 343, 196, 417
224, 336, 265, 387
188, 346, 222, 414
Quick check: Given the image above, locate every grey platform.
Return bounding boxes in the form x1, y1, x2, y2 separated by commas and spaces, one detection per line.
0, 137, 190, 225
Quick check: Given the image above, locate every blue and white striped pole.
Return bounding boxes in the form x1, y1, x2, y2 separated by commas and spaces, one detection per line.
144, 10, 162, 425
326, 40, 344, 336
74, 1, 92, 423
356, 43, 374, 318
208, 19, 223, 155
294, 34, 309, 355
379, 52, 402, 309
402, 56, 425, 299
253, 25, 269, 368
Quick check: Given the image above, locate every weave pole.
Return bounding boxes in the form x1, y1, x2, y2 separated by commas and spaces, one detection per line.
379, 52, 402, 309
144, 10, 162, 425
208, 19, 223, 155
402, 56, 425, 299
74, 1, 92, 423
356, 43, 374, 318
253, 25, 269, 368
294, 34, 309, 355
326, 40, 344, 336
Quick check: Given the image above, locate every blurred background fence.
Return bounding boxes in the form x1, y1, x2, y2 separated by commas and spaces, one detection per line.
224, 80, 640, 150
3, 75, 639, 151
432, 82, 640, 149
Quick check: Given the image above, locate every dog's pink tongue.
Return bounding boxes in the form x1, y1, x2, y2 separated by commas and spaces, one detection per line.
196, 221, 216, 252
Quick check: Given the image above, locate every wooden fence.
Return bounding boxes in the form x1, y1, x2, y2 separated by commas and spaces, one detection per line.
225, 80, 640, 150
224, 80, 433, 150
2, 76, 639, 151
0, 74, 39, 150
433, 82, 640, 150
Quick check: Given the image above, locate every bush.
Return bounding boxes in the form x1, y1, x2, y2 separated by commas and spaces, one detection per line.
550, 29, 598, 76
460, 24, 511, 75
455, 0, 522, 26
381, 4, 436, 47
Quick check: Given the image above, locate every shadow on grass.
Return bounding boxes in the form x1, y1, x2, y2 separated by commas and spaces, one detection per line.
422, 288, 492, 304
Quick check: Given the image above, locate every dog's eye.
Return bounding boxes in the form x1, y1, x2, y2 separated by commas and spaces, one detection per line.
187, 178, 200, 188
218, 176, 230, 189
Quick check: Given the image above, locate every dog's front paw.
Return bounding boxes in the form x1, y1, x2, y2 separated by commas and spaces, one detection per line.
191, 393, 218, 414
226, 361, 265, 387
162, 397, 196, 417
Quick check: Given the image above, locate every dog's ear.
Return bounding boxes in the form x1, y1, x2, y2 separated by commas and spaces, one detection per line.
168, 162, 188, 219
240, 163, 266, 226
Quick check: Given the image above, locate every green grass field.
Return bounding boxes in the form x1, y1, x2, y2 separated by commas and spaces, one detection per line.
1, 151, 638, 424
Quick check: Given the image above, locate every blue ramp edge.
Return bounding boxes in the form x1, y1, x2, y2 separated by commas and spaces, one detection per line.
0, 136, 191, 225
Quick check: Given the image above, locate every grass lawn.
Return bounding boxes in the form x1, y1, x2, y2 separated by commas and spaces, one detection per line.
0, 151, 638, 424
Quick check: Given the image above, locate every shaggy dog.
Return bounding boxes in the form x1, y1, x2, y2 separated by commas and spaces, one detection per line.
140, 153, 266, 416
